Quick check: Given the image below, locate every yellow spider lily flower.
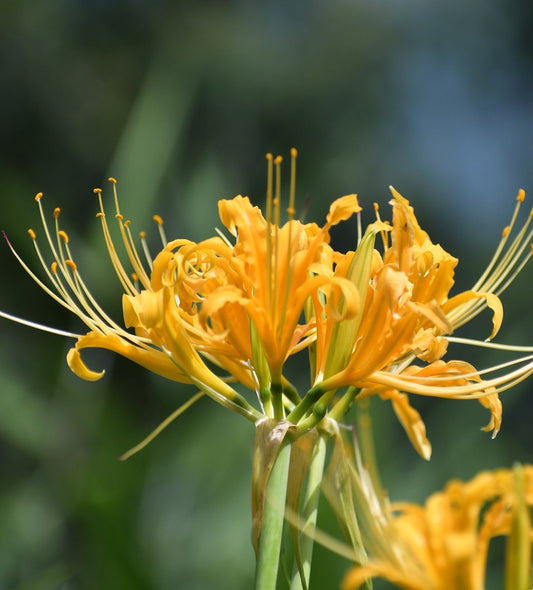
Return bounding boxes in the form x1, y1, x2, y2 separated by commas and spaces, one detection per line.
1, 154, 533, 456
342, 464, 533, 590
293, 187, 533, 458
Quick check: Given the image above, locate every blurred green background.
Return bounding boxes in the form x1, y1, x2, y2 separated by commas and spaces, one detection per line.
1, 1, 533, 588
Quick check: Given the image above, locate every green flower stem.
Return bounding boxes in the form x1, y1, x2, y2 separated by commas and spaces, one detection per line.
327, 387, 359, 422
290, 434, 328, 590
254, 440, 292, 590
287, 385, 324, 424
271, 381, 285, 419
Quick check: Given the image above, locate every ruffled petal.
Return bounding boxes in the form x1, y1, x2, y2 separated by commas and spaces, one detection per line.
326, 194, 361, 226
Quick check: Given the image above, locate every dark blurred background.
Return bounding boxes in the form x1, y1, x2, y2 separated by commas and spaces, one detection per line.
1, 1, 533, 589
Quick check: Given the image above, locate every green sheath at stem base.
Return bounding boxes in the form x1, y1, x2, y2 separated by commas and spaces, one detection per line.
254, 441, 292, 590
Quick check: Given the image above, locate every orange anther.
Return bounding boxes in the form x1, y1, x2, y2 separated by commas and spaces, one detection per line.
51, 261, 58, 274
502, 226, 510, 238
65, 259, 77, 271
517, 189, 526, 202
96, 212, 104, 218
108, 177, 117, 184
28, 229, 36, 240
274, 155, 283, 165
53, 207, 61, 218
93, 188, 102, 195
115, 213, 124, 220
35, 192, 43, 202
124, 220, 131, 228
153, 215, 164, 226
140, 231, 146, 239
290, 147, 298, 158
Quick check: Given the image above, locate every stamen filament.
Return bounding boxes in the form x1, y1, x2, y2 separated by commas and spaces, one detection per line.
153, 214, 168, 246
472, 191, 526, 290
0, 308, 81, 339
447, 336, 533, 352
138, 230, 154, 268
94, 188, 138, 296
265, 153, 274, 315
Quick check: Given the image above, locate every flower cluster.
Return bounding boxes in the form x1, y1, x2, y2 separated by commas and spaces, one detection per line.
2, 150, 533, 460
342, 461, 533, 590
3, 150, 533, 590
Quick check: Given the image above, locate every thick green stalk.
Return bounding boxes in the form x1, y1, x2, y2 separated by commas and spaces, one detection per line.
254, 441, 292, 590
290, 435, 328, 590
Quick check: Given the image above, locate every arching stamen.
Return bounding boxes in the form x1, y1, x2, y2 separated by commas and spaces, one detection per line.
93, 188, 137, 296
481, 205, 533, 295
121, 220, 151, 290
15, 200, 160, 351
272, 155, 283, 323
449, 190, 533, 330
0, 308, 81, 339
153, 214, 168, 246
34, 193, 65, 272
7, 229, 102, 333
273, 155, 282, 228
287, 148, 297, 221
492, 243, 533, 296
139, 230, 154, 269
472, 190, 526, 290
368, 359, 533, 400
265, 153, 274, 314
280, 149, 298, 340
447, 336, 533, 353
108, 179, 151, 290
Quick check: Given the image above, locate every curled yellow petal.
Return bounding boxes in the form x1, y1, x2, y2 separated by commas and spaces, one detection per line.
445, 290, 504, 339
382, 390, 432, 460
478, 391, 502, 437
67, 346, 106, 381
123, 290, 165, 330
326, 194, 361, 226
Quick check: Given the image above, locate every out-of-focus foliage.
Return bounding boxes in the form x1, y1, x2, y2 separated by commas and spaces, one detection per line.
1, 1, 532, 588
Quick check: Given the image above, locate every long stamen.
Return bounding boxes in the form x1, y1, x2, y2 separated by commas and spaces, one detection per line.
279, 149, 298, 335
481, 209, 533, 295
122, 220, 151, 290
7, 226, 112, 337
14, 220, 104, 334
30, 206, 155, 343
108, 178, 151, 290
139, 231, 153, 268
34, 193, 64, 268
370, 357, 533, 399
449, 190, 533, 330
287, 147, 297, 222
10, 192, 163, 352
0, 308, 81, 338
153, 214, 168, 246
93, 188, 137, 296
447, 336, 533, 352
272, 155, 282, 326
472, 190, 526, 290
265, 153, 274, 315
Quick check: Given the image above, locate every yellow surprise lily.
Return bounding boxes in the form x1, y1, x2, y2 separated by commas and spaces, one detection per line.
2, 154, 533, 456
291, 186, 533, 458
342, 464, 533, 590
